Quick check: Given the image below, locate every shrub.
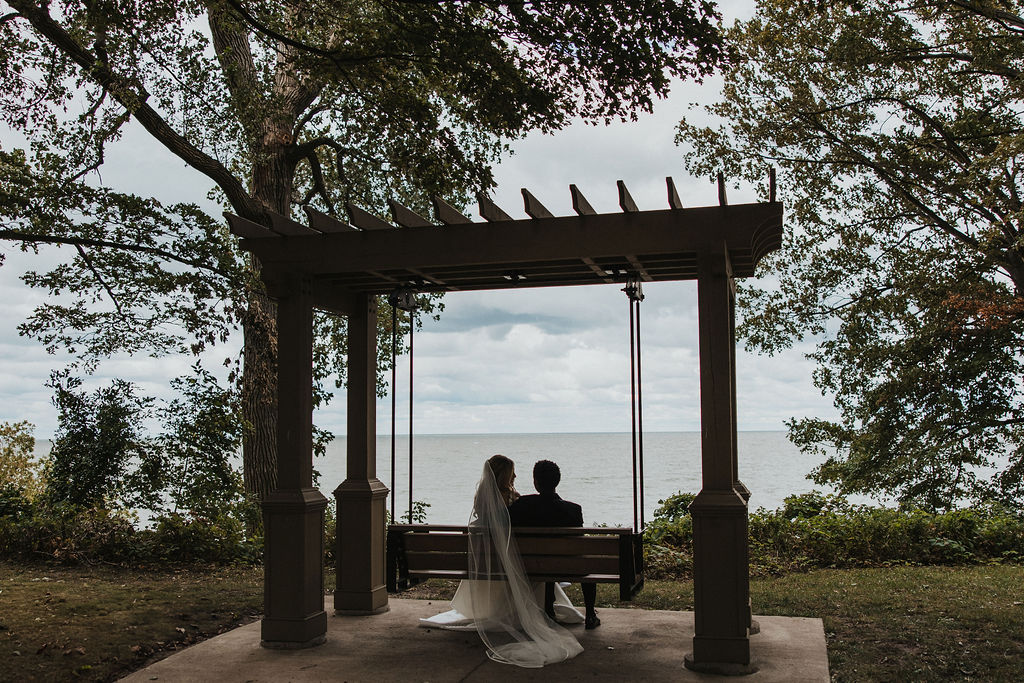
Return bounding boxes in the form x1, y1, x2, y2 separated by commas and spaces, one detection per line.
0, 421, 44, 499
0, 496, 264, 567
140, 512, 261, 565
0, 503, 137, 564
643, 490, 1024, 578
0, 484, 34, 520
44, 373, 164, 510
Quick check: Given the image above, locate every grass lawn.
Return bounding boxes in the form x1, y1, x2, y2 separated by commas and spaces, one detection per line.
0, 563, 263, 681
2, 562, 1022, 681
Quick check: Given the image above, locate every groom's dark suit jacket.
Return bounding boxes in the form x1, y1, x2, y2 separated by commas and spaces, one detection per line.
508, 491, 583, 528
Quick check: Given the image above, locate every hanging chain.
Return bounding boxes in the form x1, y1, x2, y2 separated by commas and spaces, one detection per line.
623, 276, 645, 532
390, 305, 397, 520
387, 287, 420, 524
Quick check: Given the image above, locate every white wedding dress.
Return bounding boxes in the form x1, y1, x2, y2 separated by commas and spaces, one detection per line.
418, 464, 583, 667
419, 580, 585, 630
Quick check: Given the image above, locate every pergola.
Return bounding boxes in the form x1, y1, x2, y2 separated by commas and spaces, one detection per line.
227, 175, 783, 672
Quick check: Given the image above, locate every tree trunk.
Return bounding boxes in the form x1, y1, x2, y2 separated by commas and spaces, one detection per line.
242, 119, 297, 499
242, 285, 279, 497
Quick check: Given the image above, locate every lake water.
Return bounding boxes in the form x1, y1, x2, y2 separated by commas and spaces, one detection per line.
315, 431, 879, 526
34, 431, 882, 526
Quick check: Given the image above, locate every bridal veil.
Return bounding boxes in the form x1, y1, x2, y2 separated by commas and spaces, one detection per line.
466, 463, 583, 667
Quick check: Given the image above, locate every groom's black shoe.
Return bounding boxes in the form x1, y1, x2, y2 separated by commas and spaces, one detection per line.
544, 581, 557, 620
585, 612, 600, 630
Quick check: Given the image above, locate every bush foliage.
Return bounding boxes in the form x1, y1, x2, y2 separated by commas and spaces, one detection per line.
644, 491, 1024, 580
0, 488, 263, 566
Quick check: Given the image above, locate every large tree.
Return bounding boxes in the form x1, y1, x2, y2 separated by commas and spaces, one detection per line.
1, 1, 725, 498
680, 0, 1024, 510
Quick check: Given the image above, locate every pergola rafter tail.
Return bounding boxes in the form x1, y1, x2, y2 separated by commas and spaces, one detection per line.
227, 201, 782, 295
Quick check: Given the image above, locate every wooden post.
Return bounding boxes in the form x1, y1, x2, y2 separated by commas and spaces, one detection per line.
335, 293, 390, 614
684, 243, 756, 675
261, 273, 329, 649
726, 263, 756, 634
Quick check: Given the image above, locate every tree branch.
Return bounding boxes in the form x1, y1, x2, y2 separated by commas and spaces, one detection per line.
0, 229, 232, 278
206, 0, 261, 142
299, 147, 334, 214
74, 243, 125, 317
289, 136, 366, 163
221, 0, 421, 68
796, 110, 982, 250
948, 0, 1024, 32
8, 1, 261, 221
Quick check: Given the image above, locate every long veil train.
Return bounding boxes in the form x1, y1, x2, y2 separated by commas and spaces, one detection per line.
467, 464, 583, 667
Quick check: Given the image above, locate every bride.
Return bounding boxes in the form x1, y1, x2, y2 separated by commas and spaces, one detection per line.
419, 454, 583, 667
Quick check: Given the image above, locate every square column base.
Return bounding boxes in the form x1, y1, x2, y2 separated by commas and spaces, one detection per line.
261, 488, 329, 648
334, 478, 390, 614
689, 488, 752, 668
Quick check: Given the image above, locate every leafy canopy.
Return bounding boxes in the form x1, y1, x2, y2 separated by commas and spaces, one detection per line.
2, 0, 726, 496
679, 0, 1024, 510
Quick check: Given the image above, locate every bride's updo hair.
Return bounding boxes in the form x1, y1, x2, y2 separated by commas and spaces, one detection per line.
486, 454, 519, 506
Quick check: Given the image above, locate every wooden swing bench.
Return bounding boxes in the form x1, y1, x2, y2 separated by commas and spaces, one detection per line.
386, 524, 645, 602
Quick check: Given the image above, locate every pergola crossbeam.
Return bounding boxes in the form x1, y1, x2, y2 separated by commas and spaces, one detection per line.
667, 177, 684, 210
522, 188, 554, 219
581, 256, 614, 283
626, 255, 653, 282
570, 184, 597, 215
224, 212, 275, 239
407, 268, 451, 288
477, 193, 513, 222
432, 196, 472, 225
304, 206, 358, 233
234, 203, 781, 288
618, 180, 639, 213
269, 210, 320, 236
388, 200, 434, 228
347, 202, 395, 231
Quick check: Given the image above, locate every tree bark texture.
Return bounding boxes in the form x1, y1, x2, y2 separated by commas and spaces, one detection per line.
242, 283, 279, 496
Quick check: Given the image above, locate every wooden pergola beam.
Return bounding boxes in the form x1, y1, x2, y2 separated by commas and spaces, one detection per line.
570, 184, 597, 215
234, 203, 782, 282
388, 200, 433, 228
477, 193, 513, 222
432, 196, 472, 225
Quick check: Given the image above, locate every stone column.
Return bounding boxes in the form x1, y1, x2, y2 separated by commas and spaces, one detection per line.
261, 274, 329, 649
335, 293, 390, 614
685, 244, 756, 675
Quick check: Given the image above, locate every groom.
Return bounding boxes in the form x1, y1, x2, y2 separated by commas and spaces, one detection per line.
508, 459, 600, 629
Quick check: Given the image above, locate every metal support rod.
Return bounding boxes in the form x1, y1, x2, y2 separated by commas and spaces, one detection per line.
408, 308, 415, 523
636, 298, 645, 531
388, 286, 420, 524
624, 276, 645, 533
390, 306, 397, 520
628, 295, 638, 533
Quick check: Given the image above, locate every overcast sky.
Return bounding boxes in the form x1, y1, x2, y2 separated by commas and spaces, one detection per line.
0, 1, 838, 437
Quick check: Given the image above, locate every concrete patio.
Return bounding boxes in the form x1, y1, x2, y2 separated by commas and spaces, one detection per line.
121, 598, 829, 682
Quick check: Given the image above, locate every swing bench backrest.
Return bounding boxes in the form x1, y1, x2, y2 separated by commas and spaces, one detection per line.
386, 524, 644, 602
